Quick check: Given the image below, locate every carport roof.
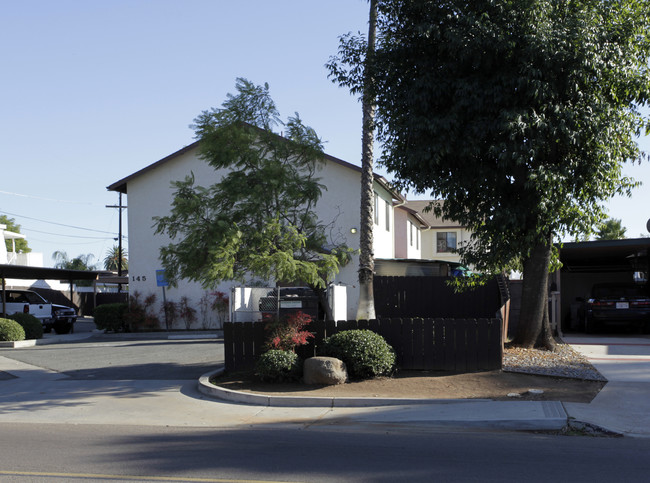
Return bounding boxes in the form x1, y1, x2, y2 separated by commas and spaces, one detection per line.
559, 238, 650, 272
0, 264, 100, 282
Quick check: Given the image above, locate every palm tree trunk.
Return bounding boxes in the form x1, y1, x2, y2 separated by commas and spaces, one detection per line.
356, 0, 378, 321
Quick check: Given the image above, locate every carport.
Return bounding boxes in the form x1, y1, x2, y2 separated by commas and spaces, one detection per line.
556, 238, 650, 332
0, 264, 100, 316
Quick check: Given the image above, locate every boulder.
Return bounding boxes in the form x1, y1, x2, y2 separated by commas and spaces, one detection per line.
303, 357, 348, 385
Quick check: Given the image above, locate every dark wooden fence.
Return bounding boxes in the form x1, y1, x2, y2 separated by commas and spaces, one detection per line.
223, 317, 502, 374
374, 276, 501, 319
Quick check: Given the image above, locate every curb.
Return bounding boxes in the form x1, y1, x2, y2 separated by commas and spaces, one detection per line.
0, 340, 37, 348
199, 367, 496, 408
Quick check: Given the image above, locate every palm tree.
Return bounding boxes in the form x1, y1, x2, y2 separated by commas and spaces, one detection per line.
356, 0, 378, 320
52, 251, 97, 271
52, 251, 97, 286
103, 245, 128, 272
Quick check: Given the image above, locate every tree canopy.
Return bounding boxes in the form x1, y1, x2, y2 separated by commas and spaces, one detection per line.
153, 79, 353, 313
330, 0, 650, 347
0, 215, 31, 254
52, 251, 97, 271
596, 218, 627, 240
52, 251, 97, 286
103, 245, 128, 272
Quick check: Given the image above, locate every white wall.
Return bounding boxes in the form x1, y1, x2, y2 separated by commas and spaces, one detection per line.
0, 225, 7, 264
125, 147, 237, 327
122, 146, 391, 322
372, 186, 395, 259
406, 219, 422, 259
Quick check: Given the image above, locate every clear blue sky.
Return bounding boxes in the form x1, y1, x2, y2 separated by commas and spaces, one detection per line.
1, 1, 649, 268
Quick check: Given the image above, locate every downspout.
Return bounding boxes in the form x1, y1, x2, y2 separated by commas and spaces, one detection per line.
1, 277, 5, 317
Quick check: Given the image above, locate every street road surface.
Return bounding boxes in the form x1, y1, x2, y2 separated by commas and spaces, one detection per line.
1, 327, 650, 482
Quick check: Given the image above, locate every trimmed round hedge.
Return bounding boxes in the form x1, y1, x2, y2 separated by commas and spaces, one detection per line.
8, 312, 43, 340
322, 329, 395, 379
94, 303, 129, 332
255, 349, 302, 382
0, 318, 26, 342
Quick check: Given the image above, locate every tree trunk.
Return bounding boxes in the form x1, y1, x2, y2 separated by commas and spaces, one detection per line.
513, 236, 554, 349
356, 0, 378, 321
536, 294, 557, 351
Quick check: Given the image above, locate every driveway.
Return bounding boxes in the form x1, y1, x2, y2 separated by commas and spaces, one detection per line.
564, 334, 650, 437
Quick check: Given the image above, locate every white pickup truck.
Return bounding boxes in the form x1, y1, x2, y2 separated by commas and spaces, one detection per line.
1, 289, 77, 334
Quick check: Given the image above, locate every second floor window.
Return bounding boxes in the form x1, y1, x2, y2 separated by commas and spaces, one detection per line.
436, 232, 457, 253
385, 199, 390, 231
374, 192, 379, 225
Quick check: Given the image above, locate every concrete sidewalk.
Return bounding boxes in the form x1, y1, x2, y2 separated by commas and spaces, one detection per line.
0, 375, 568, 434
562, 335, 650, 438
0, 350, 568, 433
1, 330, 648, 436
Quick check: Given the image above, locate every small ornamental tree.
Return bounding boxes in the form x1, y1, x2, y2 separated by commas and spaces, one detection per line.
179, 296, 197, 330
264, 311, 314, 352
212, 291, 229, 327
153, 79, 354, 320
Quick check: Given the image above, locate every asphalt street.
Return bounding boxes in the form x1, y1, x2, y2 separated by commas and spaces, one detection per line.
1, 322, 650, 481
1, 421, 650, 482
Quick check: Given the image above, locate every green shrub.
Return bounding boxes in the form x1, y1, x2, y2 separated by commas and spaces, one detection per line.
0, 318, 26, 342
7, 313, 43, 339
94, 303, 129, 332
255, 350, 302, 382
322, 329, 396, 379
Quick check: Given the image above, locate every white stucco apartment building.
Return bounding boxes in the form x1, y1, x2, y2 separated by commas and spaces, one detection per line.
108, 140, 406, 321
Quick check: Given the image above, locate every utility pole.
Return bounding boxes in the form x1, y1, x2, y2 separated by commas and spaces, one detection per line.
106, 193, 126, 293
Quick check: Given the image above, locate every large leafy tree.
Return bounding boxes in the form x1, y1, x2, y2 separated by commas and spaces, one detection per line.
153, 79, 353, 319
331, 0, 650, 348
0, 215, 31, 254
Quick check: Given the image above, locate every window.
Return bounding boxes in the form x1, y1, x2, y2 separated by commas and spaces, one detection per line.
436, 232, 457, 253
374, 192, 379, 225
409, 222, 413, 246
385, 199, 390, 231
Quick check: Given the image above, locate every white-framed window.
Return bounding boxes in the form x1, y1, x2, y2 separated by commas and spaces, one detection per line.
385, 199, 390, 231
374, 192, 379, 225
436, 231, 457, 253
409, 221, 413, 246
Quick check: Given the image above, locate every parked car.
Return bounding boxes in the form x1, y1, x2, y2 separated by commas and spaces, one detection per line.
51, 303, 77, 334
584, 282, 650, 333
1, 289, 77, 334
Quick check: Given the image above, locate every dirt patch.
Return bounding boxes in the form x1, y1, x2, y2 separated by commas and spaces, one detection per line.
212, 369, 605, 403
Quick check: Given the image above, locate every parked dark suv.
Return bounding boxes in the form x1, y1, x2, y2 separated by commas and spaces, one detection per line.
50, 303, 77, 334
585, 282, 650, 333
